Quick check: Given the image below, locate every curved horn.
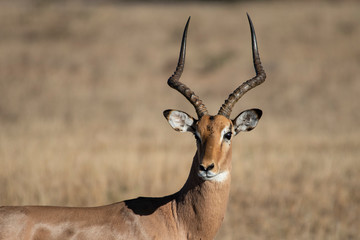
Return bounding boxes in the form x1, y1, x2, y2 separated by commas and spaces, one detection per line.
218, 13, 266, 118
168, 17, 208, 118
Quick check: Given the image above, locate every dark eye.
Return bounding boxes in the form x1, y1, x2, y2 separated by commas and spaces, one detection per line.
224, 132, 232, 141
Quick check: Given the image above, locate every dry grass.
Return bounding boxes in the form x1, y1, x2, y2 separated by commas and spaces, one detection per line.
0, 1, 359, 239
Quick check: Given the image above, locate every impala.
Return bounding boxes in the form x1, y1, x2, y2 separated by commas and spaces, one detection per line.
0, 14, 266, 240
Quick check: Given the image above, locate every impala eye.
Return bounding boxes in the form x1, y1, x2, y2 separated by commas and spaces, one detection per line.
224, 132, 232, 141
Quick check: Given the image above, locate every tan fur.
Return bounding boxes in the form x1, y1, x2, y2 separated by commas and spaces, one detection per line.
0, 116, 234, 240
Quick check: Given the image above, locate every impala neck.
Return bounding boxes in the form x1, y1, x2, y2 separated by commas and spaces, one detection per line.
175, 152, 232, 239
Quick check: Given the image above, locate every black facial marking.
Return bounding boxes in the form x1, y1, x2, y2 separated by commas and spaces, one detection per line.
209, 116, 214, 120
206, 125, 214, 134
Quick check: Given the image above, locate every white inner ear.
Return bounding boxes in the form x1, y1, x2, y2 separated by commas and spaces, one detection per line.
235, 111, 259, 132
168, 111, 194, 132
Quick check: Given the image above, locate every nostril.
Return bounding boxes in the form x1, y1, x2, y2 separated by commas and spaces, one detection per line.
199, 163, 215, 172
207, 163, 214, 171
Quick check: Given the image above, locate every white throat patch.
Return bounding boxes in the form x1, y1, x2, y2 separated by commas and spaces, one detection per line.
212, 171, 229, 182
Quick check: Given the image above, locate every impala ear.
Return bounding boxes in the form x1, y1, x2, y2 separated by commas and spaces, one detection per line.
232, 109, 262, 135
163, 110, 196, 133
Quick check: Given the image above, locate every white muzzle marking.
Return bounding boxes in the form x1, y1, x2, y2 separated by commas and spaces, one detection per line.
198, 170, 229, 183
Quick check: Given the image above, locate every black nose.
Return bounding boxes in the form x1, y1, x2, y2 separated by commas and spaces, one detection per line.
199, 163, 215, 172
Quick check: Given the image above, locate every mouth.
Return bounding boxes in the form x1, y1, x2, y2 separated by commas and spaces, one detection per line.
197, 170, 229, 182
198, 170, 216, 180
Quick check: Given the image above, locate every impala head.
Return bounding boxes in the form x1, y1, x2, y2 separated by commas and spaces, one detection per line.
164, 14, 266, 182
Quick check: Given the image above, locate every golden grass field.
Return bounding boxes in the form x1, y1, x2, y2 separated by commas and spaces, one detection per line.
0, 1, 359, 239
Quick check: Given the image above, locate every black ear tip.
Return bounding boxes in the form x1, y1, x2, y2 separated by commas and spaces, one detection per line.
254, 108, 263, 119
163, 110, 172, 119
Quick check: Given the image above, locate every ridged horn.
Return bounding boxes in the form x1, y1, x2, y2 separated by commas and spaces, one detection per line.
218, 13, 266, 118
167, 17, 208, 118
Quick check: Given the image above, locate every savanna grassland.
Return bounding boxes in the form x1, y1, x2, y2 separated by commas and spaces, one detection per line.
0, 1, 359, 239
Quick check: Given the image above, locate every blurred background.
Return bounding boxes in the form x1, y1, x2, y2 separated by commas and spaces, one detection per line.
0, 0, 359, 239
